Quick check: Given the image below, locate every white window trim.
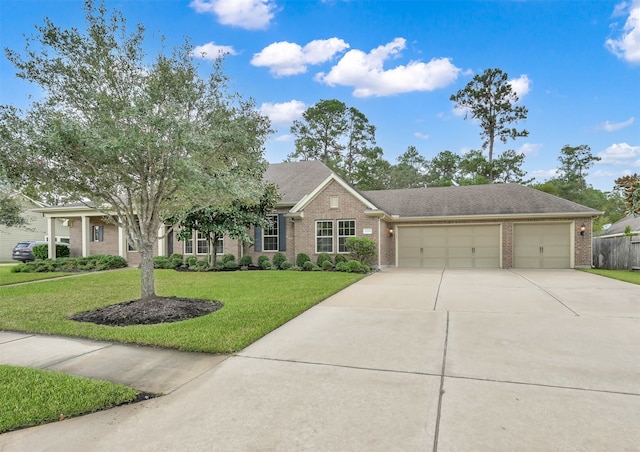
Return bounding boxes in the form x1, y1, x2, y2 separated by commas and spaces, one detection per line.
196, 231, 209, 255
315, 220, 334, 254
215, 237, 224, 255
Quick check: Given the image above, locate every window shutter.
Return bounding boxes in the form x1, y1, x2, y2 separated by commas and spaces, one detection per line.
278, 214, 286, 251
98, 226, 104, 242
254, 227, 262, 252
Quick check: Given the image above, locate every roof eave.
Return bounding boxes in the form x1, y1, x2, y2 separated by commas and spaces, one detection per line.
387, 211, 603, 223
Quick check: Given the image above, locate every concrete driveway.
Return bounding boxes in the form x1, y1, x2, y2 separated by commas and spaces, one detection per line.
1, 269, 639, 451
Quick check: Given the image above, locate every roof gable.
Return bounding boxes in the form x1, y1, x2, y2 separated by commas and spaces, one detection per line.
264, 161, 333, 205
290, 173, 378, 215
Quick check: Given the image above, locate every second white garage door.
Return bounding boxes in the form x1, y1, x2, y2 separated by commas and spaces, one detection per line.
513, 223, 571, 268
398, 225, 501, 268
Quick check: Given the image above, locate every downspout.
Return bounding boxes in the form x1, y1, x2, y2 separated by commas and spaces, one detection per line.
378, 217, 382, 269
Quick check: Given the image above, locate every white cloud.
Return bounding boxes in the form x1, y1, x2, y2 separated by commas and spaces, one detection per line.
273, 134, 293, 142
605, 0, 640, 63
414, 132, 430, 140
190, 42, 237, 60
316, 37, 461, 97
259, 100, 306, 125
530, 168, 560, 180
251, 38, 349, 76
508, 74, 532, 99
599, 116, 635, 131
597, 142, 640, 165
189, 0, 276, 30
516, 143, 542, 157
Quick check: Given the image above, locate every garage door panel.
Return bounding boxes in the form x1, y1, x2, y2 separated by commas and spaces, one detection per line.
398, 225, 500, 268
514, 223, 571, 269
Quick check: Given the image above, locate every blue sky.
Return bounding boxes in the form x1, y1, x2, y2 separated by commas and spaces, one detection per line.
1, 0, 639, 192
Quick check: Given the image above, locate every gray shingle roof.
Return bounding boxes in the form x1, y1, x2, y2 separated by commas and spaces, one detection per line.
601, 215, 640, 236
362, 184, 601, 218
265, 161, 333, 205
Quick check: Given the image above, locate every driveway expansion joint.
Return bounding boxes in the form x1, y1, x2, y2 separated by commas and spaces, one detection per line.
510, 269, 580, 316
432, 310, 450, 452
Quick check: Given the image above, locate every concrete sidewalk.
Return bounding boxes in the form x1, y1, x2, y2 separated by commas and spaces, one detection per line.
1, 269, 639, 451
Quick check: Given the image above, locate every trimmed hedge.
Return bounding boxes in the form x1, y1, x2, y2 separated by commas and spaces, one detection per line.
11, 255, 127, 273
32, 244, 70, 260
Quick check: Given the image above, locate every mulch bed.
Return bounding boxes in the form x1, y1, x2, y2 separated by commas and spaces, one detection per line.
69, 296, 223, 327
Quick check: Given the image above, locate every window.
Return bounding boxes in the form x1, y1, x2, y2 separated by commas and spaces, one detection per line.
196, 231, 209, 254
263, 215, 278, 251
216, 237, 224, 255
330, 196, 339, 209
184, 236, 194, 254
316, 220, 333, 253
90, 225, 104, 242
338, 220, 356, 253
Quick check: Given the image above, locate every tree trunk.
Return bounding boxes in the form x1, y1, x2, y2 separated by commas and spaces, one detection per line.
140, 245, 156, 301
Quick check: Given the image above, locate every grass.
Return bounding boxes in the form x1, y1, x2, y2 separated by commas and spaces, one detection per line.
0, 265, 74, 286
0, 269, 365, 353
580, 268, 640, 285
0, 365, 138, 433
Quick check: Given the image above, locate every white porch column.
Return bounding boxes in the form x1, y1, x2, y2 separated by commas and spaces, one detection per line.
47, 216, 56, 259
81, 215, 90, 257
118, 225, 127, 258
157, 225, 166, 257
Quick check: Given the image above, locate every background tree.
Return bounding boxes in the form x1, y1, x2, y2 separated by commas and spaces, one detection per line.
614, 174, 640, 216
492, 149, 531, 184
0, 192, 27, 228
450, 68, 529, 183
458, 150, 491, 185
390, 146, 429, 189
173, 184, 279, 265
287, 99, 377, 184
350, 146, 392, 190
0, 1, 271, 301
557, 144, 601, 190
425, 150, 461, 187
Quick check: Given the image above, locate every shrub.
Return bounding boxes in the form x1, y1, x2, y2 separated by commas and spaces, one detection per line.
185, 256, 198, 267
260, 259, 272, 270
168, 253, 183, 269
272, 252, 286, 269
258, 255, 270, 268
32, 243, 70, 260
347, 259, 367, 273
296, 253, 311, 268
239, 255, 253, 267
321, 260, 333, 271
345, 237, 377, 265
316, 253, 331, 267
214, 262, 225, 271
335, 261, 350, 272
153, 256, 171, 269
224, 260, 239, 270
280, 260, 293, 270
302, 261, 316, 271
96, 255, 127, 269
194, 260, 210, 272
221, 254, 236, 264
334, 254, 347, 265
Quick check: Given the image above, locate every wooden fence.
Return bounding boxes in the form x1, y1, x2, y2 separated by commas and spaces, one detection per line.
592, 236, 640, 270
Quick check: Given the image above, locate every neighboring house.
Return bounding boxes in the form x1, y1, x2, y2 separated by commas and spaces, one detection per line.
33, 160, 601, 269
0, 195, 69, 261
592, 215, 640, 270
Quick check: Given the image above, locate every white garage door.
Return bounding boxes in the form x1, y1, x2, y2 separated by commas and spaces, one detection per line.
398, 225, 500, 268
513, 223, 571, 268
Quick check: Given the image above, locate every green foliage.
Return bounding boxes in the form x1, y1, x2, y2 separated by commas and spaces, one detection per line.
344, 237, 377, 265
221, 254, 236, 264
334, 259, 369, 274
334, 254, 347, 265
272, 252, 286, 268
615, 174, 640, 216
11, 255, 127, 273
224, 260, 239, 270
321, 260, 334, 271
450, 68, 528, 183
185, 256, 198, 268
316, 253, 332, 267
193, 260, 211, 272
153, 256, 171, 269
302, 261, 316, 271
624, 225, 633, 236
280, 260, 293, 270
239, 255, 253, 267
32, 244, 70, 260
335, 261, 350, 272
258, 255, 270, 267
0, 193, 27, 228
296, 253, 311, 268
0, 0, 272, 300
168, 254, 183, 269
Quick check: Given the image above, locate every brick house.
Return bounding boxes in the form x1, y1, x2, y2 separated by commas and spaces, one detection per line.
34, 160, 601, 269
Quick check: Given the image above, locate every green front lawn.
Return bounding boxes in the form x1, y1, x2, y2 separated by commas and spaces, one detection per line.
0, 265, 74, 286
581, 268, 640, 285
0, 365, 138, 433
0, 269, 365, 353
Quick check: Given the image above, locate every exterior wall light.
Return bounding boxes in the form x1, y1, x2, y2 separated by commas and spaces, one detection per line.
388, 228, 394, 238
580, 224, 586, 236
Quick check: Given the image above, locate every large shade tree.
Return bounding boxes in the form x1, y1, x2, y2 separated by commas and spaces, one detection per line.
0, 1, 271, 300
450, 68, 528, 183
